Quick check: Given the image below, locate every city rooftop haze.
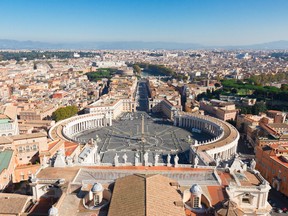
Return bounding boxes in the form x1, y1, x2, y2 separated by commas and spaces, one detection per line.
0, 0, 288, 46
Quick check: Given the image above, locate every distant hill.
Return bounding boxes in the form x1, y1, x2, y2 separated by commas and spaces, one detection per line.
0, 39, 288, 50
213, 40, 288, 50
0, 39, 202, 50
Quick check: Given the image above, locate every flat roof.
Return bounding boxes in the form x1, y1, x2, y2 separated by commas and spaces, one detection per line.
10, 132, 47, 141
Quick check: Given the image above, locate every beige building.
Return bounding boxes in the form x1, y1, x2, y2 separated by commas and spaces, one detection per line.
147, 78, 182, 116
19, 104, 57, 120
11, 132, 48, 165
0, 105, 19, 136
200, 99, 237, 121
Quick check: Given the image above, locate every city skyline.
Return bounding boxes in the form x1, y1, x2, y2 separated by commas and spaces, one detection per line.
1, 0, 288, 46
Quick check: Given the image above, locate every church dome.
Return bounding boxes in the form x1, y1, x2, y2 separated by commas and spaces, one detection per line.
91, 182, 103, 193
190, 184, 202, 194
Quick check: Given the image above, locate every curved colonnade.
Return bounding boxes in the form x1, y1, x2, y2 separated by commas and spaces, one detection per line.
48, 112, 112, 142
174, 112, 239, 163
49, 111, 239, 166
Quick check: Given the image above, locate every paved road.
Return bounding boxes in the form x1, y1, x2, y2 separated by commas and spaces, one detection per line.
136, 80, 149, 112
237, 136, 255, 155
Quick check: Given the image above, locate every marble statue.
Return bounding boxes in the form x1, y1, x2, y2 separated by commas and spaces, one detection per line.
123, 153, 128, 164
135, 152, 140, 165
144, 152, 149, 166
194, 155, 199, 167
167, 154, 171, 166
114, 153, 119, 167
250, 159, 256, 170
174, 154, 179, 167
154, 153, 159, 166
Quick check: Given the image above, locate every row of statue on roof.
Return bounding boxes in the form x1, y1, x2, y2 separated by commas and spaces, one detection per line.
113, 152, 180, 167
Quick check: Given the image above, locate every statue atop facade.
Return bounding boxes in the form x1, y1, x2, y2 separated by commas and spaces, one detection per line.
144, 152, 149, 166
122, 153, 128, 164
135, 152, 140, 166
194, 155, 199, 167
174, 154, 179, 167
154, 153, 159, 166
167, 154, 171, 166
114, 153, 119, 167
250, 159, 256, 170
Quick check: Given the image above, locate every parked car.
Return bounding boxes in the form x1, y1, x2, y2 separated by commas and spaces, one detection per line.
277, 208, 283, 213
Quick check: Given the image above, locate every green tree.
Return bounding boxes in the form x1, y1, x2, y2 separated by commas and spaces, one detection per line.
281, 84, 288, 91
133, 64, 141, 74
52, 105, 78, 122
231, 88, 238, 94
252, 102, 267, 115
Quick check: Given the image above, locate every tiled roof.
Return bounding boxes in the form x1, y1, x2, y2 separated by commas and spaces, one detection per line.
108, 174, 185, 216
64, 141, 78, 156
0, 136, 13, 145
0, 193, 30, 214
10, 132, 47, 141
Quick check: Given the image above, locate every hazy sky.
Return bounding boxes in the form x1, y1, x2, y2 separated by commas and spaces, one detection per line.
0, 0, 288, 45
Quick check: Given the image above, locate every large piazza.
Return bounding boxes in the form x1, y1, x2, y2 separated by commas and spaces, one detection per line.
48, 76, 239, 167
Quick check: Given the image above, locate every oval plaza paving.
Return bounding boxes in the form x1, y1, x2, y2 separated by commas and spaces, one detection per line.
49, 109, 239, 166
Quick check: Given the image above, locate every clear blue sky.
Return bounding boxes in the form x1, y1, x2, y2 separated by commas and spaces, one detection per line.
0, 0, 287, 45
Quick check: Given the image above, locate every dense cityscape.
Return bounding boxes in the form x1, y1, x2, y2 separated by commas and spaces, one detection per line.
1, 0, 288, 216
0, 48, 287, 215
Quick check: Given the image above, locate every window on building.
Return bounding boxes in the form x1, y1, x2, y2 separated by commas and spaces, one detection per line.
242, 197, 250, 203
242, 193, 251, 204
94, 195, 100, 206
193, 197, 200, 208
18, 147, 23, 152
26, 146, 30, 152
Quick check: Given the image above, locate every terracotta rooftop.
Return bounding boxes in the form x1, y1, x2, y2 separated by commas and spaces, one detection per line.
10, 132, 47, 141
64, 141, 79, 156
0, 193, 31, 215
37, 167, 80, 182
0, 136, 12, 145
